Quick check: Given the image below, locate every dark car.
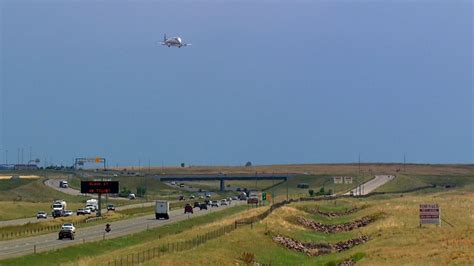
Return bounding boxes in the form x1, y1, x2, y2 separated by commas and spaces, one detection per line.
193, 201, 200, 208
184, 204, 193, 214
199, 203, 208, 210
178, 195, 185, 201
107, 204, 115, 211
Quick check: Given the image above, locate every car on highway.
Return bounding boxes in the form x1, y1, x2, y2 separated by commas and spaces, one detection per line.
179, 184, 185, 188
107, 204, 115, 211
189, 194, 195, 199
210, 201, 219, 207
129, 193, 136, 200
85, 206, 95, 213
206, 193, 211, 198
199, 195, 204, 199
184, 203, 193, 214
83, 208, 92, 215
232, 196, 238, 200
178, 195, 185, 201
171, 181, 176, 185
36, 211, 47, 219
193, 201, 200, 208
76, 208, 86, 215
63, 210, 73, 216
58, 223, 76, 240
199, 203, 208, 210
220, 199, 228, 206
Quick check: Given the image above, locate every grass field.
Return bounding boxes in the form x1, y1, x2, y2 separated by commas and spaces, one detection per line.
117, 163, 474, 176
181, 180, 277, 191
268, 174, 374, 201
375, 174, 474, 193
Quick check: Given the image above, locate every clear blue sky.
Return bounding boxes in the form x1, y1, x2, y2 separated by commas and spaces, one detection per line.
0, 1, 472, 166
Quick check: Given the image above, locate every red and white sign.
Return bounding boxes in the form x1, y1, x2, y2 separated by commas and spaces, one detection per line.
333, 176, 343, 184
344, 176, 353, 184
419, 203, 440, 225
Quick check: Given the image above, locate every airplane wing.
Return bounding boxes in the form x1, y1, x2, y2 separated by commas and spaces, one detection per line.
183, 43, 192, 46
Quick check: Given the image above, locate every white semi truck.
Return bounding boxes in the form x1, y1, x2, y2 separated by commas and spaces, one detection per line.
52, 200, 67, 218
155, 201, 170, 220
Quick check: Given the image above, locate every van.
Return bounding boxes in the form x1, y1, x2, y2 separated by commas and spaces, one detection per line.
155, 201, 170, 219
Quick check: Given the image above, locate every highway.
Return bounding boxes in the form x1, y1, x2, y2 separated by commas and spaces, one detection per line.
0, 200, 244, 260
345, 175, 395, 196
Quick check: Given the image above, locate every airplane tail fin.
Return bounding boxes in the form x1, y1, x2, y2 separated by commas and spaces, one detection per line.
164, 33, 167, 42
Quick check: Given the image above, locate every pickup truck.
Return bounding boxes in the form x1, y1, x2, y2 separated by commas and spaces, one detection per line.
58, 223, 76, 240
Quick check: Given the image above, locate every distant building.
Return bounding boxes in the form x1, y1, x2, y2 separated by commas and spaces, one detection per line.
0, 164, 15, 170
13, 164, 38, 170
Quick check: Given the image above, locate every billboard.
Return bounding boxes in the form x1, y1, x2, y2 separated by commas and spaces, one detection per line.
333, 176, 343, 184
419, 203, 440, 225
344, 176, 353, 184
81, 181, 119, 194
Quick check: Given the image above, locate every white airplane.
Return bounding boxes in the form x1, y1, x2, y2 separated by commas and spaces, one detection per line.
161, 34, 191, 48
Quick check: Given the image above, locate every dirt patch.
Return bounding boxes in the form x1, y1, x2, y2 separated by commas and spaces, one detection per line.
309, 207, 360, 217
297, 216, 374, 233
273, 235, 369, 256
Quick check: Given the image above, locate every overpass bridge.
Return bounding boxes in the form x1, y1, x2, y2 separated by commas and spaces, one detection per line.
158, 175, 289, 191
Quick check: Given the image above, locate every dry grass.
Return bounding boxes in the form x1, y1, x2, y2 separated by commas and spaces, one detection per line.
116, 164, 474, 176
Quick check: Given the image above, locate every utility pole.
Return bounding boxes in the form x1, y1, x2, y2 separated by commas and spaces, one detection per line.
404, 153, 406, 172
5, 150, 8, 164
358, 153, 361, 175
29, 147, 32, 162
148, 158, 151, 173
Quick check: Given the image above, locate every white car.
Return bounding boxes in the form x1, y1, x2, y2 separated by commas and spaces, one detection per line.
129, 193, 136, 200
36, 211, 47, 219
220, 199, 228, 206
63, 210, 73, 216
85, 205, 96, 212
61, 223, 76, 232
83, 208, 92, 215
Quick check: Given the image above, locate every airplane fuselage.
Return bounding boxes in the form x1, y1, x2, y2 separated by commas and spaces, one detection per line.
163, 37, 183, 47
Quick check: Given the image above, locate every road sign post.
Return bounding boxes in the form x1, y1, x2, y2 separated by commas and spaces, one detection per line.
419, 203, 440, 226
81, 181, 119, 217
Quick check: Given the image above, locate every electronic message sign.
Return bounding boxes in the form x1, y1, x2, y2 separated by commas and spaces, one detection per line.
81, 181, 119, 194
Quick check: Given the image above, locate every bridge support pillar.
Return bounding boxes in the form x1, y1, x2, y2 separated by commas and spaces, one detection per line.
220, 179, 225, 191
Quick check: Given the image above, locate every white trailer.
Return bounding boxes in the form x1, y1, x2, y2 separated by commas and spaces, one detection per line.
155, 201, 170, 220
52, 200, 67, 211
86, 199, 98, 211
